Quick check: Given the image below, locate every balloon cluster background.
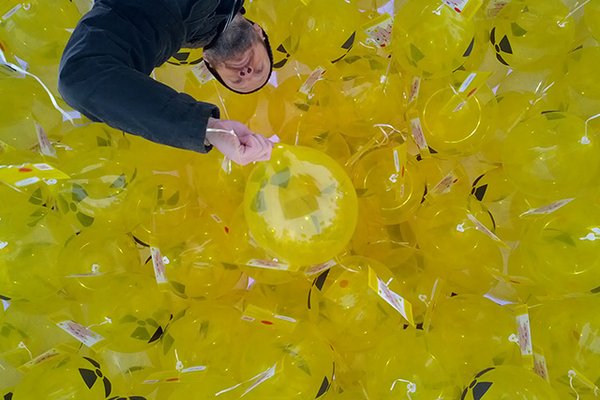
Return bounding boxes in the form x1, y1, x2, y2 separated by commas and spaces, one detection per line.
1, 0, 599, 398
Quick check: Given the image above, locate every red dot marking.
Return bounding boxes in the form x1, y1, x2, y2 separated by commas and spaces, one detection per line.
467, 88, 477, 97
224, 226, 230, 234
260, 320, 274, 325
18, 168, 32, 173
339, 280, 349, 288
166, 378, 180, 382
454, 7, 461, 12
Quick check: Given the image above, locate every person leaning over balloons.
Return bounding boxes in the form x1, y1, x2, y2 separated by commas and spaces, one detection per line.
58, 0, 274, 166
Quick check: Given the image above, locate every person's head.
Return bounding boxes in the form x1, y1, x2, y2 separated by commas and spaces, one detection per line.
203, 14, 273, 94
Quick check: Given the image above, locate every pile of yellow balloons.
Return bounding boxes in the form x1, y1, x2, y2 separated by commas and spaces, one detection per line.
2, 0, 600, 399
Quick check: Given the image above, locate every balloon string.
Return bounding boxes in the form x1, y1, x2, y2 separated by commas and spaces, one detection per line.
18, 341, 33, 361
585, 113, 600, 140
569, 370, 581, 400
0, 50, 77, 124
390, 378, 417, 400
559, 0, 591, 27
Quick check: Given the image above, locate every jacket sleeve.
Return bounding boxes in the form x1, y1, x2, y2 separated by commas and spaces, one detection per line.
58, 1, 219, 153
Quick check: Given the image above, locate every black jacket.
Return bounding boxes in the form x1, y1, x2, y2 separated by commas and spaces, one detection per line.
58, 0, 243, 153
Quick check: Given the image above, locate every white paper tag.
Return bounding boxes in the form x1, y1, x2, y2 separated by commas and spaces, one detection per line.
516, 312, 533, 356
22, 348, 61, 368
519, 198, 574, 217
409, 117, 429, 150
2, 3, 22, 21
150, 247, 169, 284
408, 76, 421, 104
15, 176, 41, 187
364, 14, 393, 48
210, 213, 223, 224
430, 172, 459, 196
533, 352, 549, 381
368, 268, 414, 325
191, 60, 214, 84
56, 320, 105, 347
181, 365, 207, 373
443, 0, 470, 13
459, 72, 477, 93
246, 259, 290, 271
304, 260, 336, 276
35, 123, 57, 158
299, 67, 326, 96
486, 0, 511, 17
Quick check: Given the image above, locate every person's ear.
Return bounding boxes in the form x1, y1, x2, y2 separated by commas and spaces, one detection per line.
251, 22, 263, 35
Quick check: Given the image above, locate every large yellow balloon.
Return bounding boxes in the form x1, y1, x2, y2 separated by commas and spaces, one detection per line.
461, 365, 560, 400
584, 1, 600, 41
502, 112, 600, 199
392, 0, 476, 78
490, 0, 575, 71
244, 144, 358, 266
426, 295, 521, 383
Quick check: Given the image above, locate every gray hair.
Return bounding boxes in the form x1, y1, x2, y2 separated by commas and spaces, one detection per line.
204, 17, 260, 66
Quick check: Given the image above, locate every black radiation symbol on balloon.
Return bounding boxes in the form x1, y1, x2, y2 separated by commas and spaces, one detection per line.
460, 367, 495, 400
78, 357, 112, 398
490, 27, 513, 66
121, 314, 164, 344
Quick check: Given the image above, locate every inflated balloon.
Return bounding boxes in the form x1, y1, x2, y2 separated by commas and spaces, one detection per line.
417, 72, 497, 156
426, 295, 520, 382
362, 330, 457, 399
57, 227, 140, 298
417, 155, 471, 199
352, 146, 425, 224
289, 0, 363, 67
127, 173, 201, 247
309, 256, 409, 352
392, 0, 476, 78
0, 0, 82, 94
351, 217, 417, 271
566, 46, 600, 119
244, 144, 358, 266
529, 295, 600, 398
413, 194, 504, 272
241, 279, 314, 322
160, 216, 245, 299
490, 0, 575, 71
508, 198, 600, 294
237, 321, 334, 399
584, 0, 600, 41
159, 302, 245, 382
12, 352, 114, 400
502, 112, 600, 199
72, 274, 171, 353
460, 365, 560, 400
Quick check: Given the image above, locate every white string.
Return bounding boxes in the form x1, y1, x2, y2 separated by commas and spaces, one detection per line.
559, 0, 591, 27
585, 113, 600, 140
0, 51, 76, 124
390, 378, 417, 400
18, 341, 33, 361
569, 370, 581, 400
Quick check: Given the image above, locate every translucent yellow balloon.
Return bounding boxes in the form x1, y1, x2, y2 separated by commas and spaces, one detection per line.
490, 0, 575, 71
244, 144, 358, 266
426, 295, 520, 382
363, 331, 458, 399
353, 147, 424, 224
160, 216, 245, 300
530, 295, 600, 398
289, 0, 364, 67
309, 256, 409, 353
57, 228, 140, 298
461, 366, 560, 400
584, 1, 600, 41
502, 112, 600, 199
413, 194, 504, 272
392, 0, 476, 78
509, 198, 600, 294
12, 353, 114, 400
566, 46, 600, 119
72, 274, 171, 353
417, 73, 497, 156
237, 321, 334, 400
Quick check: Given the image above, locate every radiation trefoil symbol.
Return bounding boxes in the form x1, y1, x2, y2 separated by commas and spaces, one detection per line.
78, 357, 112, 397
460, 367, 494, 400
490, 27, 512, 66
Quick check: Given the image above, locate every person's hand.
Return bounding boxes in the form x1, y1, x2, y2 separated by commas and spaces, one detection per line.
205, 118, 273, 165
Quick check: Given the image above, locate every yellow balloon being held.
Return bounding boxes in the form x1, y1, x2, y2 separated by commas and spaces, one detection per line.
244, 144, 358, 266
